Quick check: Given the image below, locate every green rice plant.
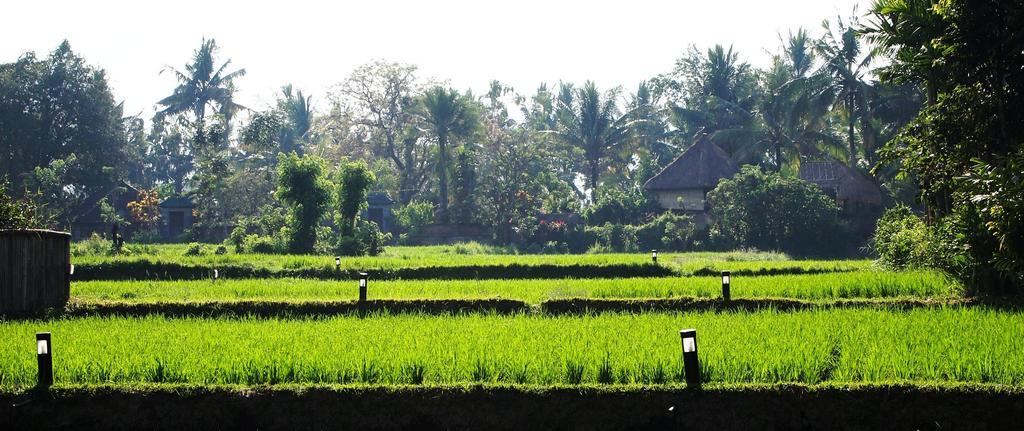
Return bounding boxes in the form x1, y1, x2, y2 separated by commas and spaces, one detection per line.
70, 243, 872, 281
1, 308, 1022, 389
71, 270, 959, 304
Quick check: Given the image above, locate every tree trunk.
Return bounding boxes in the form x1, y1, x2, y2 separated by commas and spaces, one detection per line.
847, 93, 856, 166
588, 159, 599, 203
775, 140, 783, 172
437, 130, 450, 223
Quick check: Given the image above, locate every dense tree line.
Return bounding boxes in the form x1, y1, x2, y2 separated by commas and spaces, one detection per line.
6, 6, 1002, 263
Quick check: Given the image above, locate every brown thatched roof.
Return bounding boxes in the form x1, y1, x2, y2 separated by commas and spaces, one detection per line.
644, 137, 740, 191
799, 160, 883, 205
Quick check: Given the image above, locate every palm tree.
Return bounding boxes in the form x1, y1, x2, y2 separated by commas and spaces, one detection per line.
277, 85, 314, 154
753, 29, 844, 171
783, 28, 816, 79
158, 38, 246, 123
553, 81, 634, 203
668, 45, 758, 152
421, 86, 476, 223
627, 81, 674, 183
816, 13, 872, 166
864, 0, 946, 105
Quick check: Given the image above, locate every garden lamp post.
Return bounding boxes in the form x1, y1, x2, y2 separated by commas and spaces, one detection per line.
680, 329, 700, 386
359, 272, 368, 303
651, 249, 658, 263
335, 257, 341, 271
721, 271, 731, 302
36, 332, 53, 387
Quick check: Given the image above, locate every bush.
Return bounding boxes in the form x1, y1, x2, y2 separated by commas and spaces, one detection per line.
583, 186, 658, 226
393, 201, 434, 244
636, 212, 696, 251
707, 166, 849, 257
242, 234, 287, 254
131, 230, 162, 244
72, 233, 114, 256
228, 206, 288, 252
332, 219, 390, 257
276, 153, 333, 254
183, 243, 208, 256
872, 202, 974, 282
586, 224, 639, 253
0, 180, 42, 230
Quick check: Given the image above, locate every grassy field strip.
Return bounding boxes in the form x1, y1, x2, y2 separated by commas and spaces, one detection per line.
1, 308, 1021, 388
71, 247, 870, 274
70, 270, 959, 304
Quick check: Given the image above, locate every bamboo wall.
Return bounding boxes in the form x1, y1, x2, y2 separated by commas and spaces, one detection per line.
0, 229, 71, 315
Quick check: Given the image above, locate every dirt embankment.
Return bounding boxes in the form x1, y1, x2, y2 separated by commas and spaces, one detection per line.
2, 384, 1021, 430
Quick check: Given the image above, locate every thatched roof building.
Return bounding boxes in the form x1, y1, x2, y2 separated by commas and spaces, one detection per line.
798, 160, 883, 206
643, 137, 739, 224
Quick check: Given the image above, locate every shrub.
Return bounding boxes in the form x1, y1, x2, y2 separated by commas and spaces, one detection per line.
393, 201, 434, 244
587, 224, 639, 253
707, 166, 848, 257
72, 233, 114, 256
131, 230, 162, 244
276, 153, 333, 254
228, 206, 288, 252
242, 234, 287, 254
183, 243, 207, 256
335, 161, 375, 237
0, 180, 42, 230
872, 204, 974, 284
333, 219, 390, 256
583, 186, 658, 226
636, 212, 696, 251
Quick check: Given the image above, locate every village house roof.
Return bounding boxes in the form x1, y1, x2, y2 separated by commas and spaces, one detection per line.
799, 160, 883, 205
367, 192, 395, 206
159, 196, 194, 209
643, 136, 740, 192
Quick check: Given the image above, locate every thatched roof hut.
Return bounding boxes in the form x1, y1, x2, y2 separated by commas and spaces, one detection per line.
643, 137, 739, 222
799, 160, 883, 206
644, 137, 740, 193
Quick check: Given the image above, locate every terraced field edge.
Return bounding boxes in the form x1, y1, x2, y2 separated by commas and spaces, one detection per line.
2, 383, 1021, 430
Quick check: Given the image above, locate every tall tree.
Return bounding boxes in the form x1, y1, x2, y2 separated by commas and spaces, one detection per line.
157, 38, 246, 123
865, 0, 948, 105
421, 86, 476, 222
816, 13, 872, 166
333, 61, 429, 204
0, 41, 129, 227
277, 84, 314, 154
553, 81, 634, 203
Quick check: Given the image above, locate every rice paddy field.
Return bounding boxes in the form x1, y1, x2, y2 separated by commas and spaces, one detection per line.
70, 243, 872, 278
4, 243, 1023, 429
70, 270, 959, 304
2, 308, 1022, 388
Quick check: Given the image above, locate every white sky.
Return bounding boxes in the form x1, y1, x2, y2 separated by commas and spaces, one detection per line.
2, 0, 863, 118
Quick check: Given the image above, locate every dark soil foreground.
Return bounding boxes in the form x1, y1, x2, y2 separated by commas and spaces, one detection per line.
2, 384, 1022, 430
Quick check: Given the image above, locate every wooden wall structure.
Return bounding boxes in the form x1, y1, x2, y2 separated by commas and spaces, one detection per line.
0, 229, 71, 315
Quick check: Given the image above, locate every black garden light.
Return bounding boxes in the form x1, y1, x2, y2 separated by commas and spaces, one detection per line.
69, 264, 75, 276
679, 329, 700, 386
36, 332, 53, 387
721, 270, 731, 302
335, 256, 341, 270
212, 268, 219, 282
651, 249, 658, 263
359, 272, 369, 303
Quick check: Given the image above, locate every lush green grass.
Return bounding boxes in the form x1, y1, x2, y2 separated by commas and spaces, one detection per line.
72, 243, 870, 277
1, 308, 1021, 388
70, 270, 958, 304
